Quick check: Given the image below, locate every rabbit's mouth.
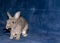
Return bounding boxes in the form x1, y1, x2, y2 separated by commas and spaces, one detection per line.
6, 26, 11, 29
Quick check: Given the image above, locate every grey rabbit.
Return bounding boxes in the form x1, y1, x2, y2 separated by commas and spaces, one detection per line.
6, 11, 28, 40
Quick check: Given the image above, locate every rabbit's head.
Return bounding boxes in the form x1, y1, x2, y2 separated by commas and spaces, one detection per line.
6, 11, 20, 29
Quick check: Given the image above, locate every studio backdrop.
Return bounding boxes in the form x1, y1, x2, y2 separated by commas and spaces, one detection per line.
0, 0, 60, 43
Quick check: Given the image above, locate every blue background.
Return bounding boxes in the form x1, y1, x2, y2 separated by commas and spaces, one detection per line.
0, 0, 60, 43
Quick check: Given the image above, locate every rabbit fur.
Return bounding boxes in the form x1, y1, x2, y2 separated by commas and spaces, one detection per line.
6, 11, 28, 40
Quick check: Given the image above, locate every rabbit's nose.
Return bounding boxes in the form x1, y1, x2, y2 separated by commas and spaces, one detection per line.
7, 24, 10, 26
6, 25, 10, 29
6, 26, 8, 29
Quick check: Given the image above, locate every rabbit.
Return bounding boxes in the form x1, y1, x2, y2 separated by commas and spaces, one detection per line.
6, 11, 28, 40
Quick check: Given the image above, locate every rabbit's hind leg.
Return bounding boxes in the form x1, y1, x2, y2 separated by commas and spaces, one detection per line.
22, 24, 28, 37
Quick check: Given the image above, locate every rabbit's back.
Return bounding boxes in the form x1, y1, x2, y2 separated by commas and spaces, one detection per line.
17, 16, 27, 29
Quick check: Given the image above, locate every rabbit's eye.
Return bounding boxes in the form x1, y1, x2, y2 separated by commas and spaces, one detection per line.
12, 21, 16, 24
12, 21, 15, 24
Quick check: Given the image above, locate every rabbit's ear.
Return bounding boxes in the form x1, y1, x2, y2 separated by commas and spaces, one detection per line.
7, 12, 12, 18
14, 11, 20, 19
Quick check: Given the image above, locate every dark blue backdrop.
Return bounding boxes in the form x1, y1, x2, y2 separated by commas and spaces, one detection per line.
0, 0, 60, 43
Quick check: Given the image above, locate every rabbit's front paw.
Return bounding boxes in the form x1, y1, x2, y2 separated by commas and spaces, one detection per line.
16, 37, 20, 40
16, 38, 20, 40
15, 34, 20, 40
9, 36, 13, 39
